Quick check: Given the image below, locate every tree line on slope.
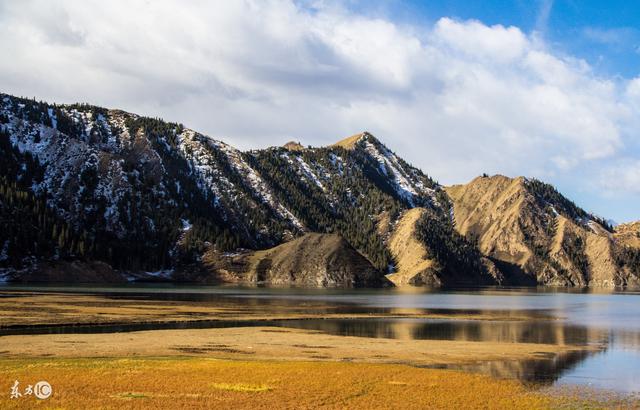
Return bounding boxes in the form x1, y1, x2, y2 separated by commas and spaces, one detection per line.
414, 207, 495, 284
246, 146, 405, 270
0, 112, 245, 272
525, 178, 614, 232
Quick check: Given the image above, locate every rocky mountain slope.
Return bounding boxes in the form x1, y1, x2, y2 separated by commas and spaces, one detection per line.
446, 175, 640, 287
615, 222, 640, 249
385, 208, 438, 286
0, 92, 637, 287
385, 208, 500, 286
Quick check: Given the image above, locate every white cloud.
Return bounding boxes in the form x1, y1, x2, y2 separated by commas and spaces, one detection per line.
627, 77, 640, 100
0, 0, 638, 218
600, 160, 640, 195
433, 18, 527, 63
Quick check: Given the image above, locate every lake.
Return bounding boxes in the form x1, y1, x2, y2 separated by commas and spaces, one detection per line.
1, 285, 639, 395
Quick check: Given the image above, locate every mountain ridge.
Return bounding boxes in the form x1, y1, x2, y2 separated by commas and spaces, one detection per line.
0, 92, 638, 287
446, 174, 639, 287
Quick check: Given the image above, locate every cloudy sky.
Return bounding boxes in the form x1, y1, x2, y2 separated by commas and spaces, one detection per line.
1, 0, 639, 222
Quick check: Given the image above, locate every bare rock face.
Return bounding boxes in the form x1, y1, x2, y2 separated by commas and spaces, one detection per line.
199, 233, 386, 288
446, 175, 640, 288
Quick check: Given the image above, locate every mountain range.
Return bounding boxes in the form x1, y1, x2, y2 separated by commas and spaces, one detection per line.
1, 92, 638, 287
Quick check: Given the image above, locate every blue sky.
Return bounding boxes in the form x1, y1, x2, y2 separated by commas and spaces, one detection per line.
0, 0, 639, 222
392, 0, 640, 76
341, 0, 640, 78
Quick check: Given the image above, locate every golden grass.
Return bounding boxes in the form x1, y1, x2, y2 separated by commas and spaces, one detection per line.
332, 133, 364, 150
0, 357, 632, 409
0, 326, 590, 368
113, 392, 150, 399
211, 382, 272, 393
0, 357, 563, 409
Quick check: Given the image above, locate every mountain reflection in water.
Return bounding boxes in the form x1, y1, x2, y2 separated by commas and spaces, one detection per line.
276, 317, 608, 345
268, 317, 612, 386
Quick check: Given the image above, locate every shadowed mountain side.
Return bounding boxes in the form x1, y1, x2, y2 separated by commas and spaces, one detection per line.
5, 260, 127, 284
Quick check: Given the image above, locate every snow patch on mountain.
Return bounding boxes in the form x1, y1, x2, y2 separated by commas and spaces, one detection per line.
363, 140, 421, 205
176, 129, 227, 203
328, 153, 344, 176
215, 141, 304, 230
295, 156, 325, 190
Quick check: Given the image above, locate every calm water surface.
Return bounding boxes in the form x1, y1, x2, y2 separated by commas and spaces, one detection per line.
1, 285, 639, 394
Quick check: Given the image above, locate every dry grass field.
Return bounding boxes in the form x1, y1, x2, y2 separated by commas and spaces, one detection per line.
0, 326, 585, 365
0, 357, 563, 409
1, 357, 636, 409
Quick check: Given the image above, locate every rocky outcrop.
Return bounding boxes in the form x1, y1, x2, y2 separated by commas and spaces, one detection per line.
332, 132, 366, 150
